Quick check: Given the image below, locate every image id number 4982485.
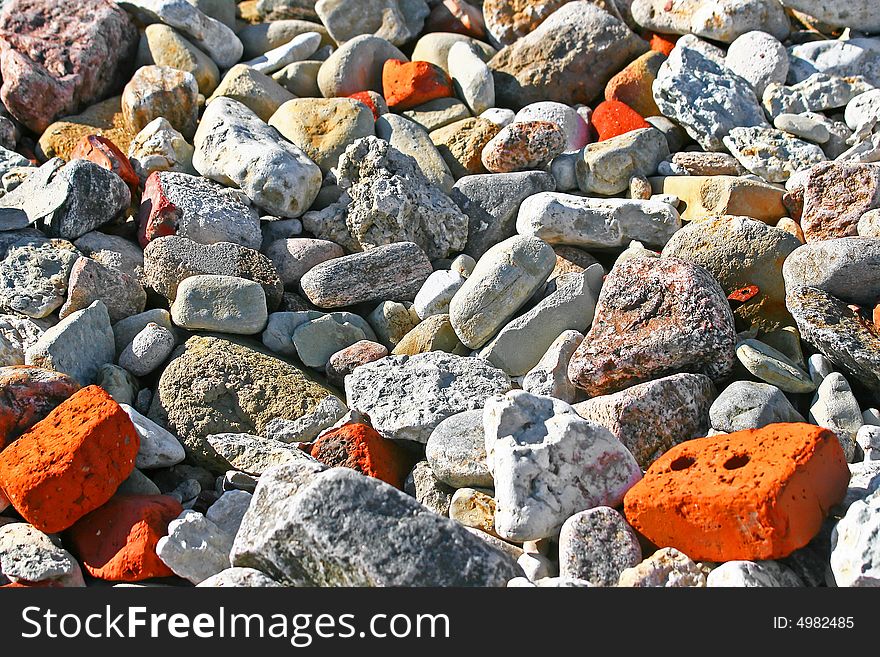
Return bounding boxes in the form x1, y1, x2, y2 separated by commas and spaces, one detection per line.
773, 617, 855, 629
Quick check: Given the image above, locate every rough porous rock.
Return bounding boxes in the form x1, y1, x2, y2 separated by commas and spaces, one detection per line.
568, 257, 736, 397
346, 352, 512, 444
0, 522, 84, 587
59, 256, 146, 324
617, 547, 707, 587
0, 237, 79, 319
707, 560, 804, 587
723, 126, 826, 183
798, 162, 880, 243
127, 117, 196, 181
632, 0, 789, 43
481, 121, 566, 174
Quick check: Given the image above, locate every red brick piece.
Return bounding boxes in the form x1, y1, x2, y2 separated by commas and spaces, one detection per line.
649, 32, 678, 57
623, 423, 849, 561
0, 366, 80, 450
348, 91, 386, 120
591, 99, 650, 141
0, 386, 139, 533
382, 59, 454, 111
70, 134, 140, 195
308, 422, 413, 489
136, 170, 177, 247
66, 495, 181, 581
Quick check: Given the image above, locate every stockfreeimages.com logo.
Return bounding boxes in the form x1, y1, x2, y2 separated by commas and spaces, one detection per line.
21, 606, 450, 647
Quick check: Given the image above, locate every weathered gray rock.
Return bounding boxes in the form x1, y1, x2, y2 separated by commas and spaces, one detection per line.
485, 390, 641, 541
59, 256, 146, 324
170, 275, 268, 335
558, 506, 642, 587
120, 403, 186, 470
0, 315, 44, 367
231, 465, 521, 586
0, 523, 84, 587
25, 300, 115, 385
293, 314, 367, 368
449, 235, 555, 350
264, 395, 348, 444
707, 560, 804, 587
299, 241, 433, 308
127, 117, 196, 181
197, 567, 280, 587
653, 45, 768, 151
774, 113, 831, 144
787, 39, 880, 88
97, 364, 139, 406
193, 98, 322, 219
574, 373, 716, 469
517, 193, 680, 250
425, 409, 492, 489
205, 432, 315, 475
375, 113, 455, 193
779, 1, 880, 34
406, 459, 455, 516
346, 352, 512, 444
302, 137, 467, 260
830, 489, 880, 587
0, 237, 79, 318
577, 128, 669, 195
242, 31, 322, 74
156, 510, 234, 584
521, 330, 583, 404
762, 74, 875, 119
479, 267, 604, 376
263, 239, 341, 291
709, 381, 804, 433
723, 126, 826, 183
809, 372, 861, 463
112, 309, 174, 355
317, 34, 407, 97
782, 238, 880, 307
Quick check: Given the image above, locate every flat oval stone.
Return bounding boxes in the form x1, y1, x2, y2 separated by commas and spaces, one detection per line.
170, 275, 268, 335
735, 338, 815, 394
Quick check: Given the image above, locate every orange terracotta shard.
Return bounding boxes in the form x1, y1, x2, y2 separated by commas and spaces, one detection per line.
308, 422, 413, 489
382, 59, 454, 111
623, 423, 849, 561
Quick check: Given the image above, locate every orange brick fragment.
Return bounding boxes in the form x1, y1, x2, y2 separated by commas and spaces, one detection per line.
649, 32, 678, 56
0, 386, 139, 533
623, 423, 849, 561
67, 495, 181, 582
308, 422, 414, 489
382, 59, 454, 111
591, 99, 650, 141
70, 134, 140, 194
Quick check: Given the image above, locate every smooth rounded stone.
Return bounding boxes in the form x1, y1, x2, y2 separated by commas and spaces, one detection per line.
858, 425, 880, 461
447, 41, 494, 116
410, 32, 496, 74
0, 237, 79, 319
488, 2, 648, 110
706, 560, 804, 587
197, 567, 280, 587
480, 107, 515, 128
193, 98, 322, 219
451, 171, 556, 260
517, 193, 681, 251
725, 31, 789, 98
242, 31, 322, 75
830, 488, 880, 587
367, 301, 421, 348
449, 487, 498, 536
346, 352, 512, 444
577, 127, 669, 195
617, 547, 707, 588
0, 523, 84, 587
300, 242, 433, 309
239, 20, 332, 59
25, 301, 114, 386
653, 46, 768, 152
120, 403, 186, 470
375, 113, 455, 193
809, 372, 862, 463
260, 218, 304, 248
568, 257, 736, 397
269, 98, 374, 173
787, 286, 880, 398
514, 102, 590, 154
124, 0, 243, 68
449, 235, 556, 350
485, 390, 642, 542
413, 269, 466, 320
315, 0, 428, 46
736, 339, 815, 394
479, 267, 603, 376
171, 275, 268, 335
206, 65, 296, 123
783, 238, 880, 307
517, 552, 556, 582
264, 238, 343, 290
429, 117, 501, 178
112, 309, 174, 356
121, 65, 199, 140
858, 209, 880, 237
481, 120, 565, 174
303, 137, 467, 259
35, 95, 133, 162
402, 97, 472, 132
231, 465, 520, 586
780, 1, 880, 33
137, 24, 219, 95
406, 460, 455, 516
662, 216, 801, 333
558, 506, 642, 587
632, 0, 789, 42
846, 89, 880, 132
116, 468, 162, 497
118, 322, 176, 377
426, 409, 492, 489
709, 381, 804, 433
0, 316, 44, 367
451, 254, 476, 279
774, 113, 830, 144
521, 330, 583, 404
574, 373, 716, 470
324, 340, 388, 385
127, 117, 195, 181
292, 314, 367, 369
59, 256, 146, 324
317, 35, 407, 97
390, 313, 469, 356
723, 126, 826, 183
95, 363, 137, 407
270, 60, 321, 97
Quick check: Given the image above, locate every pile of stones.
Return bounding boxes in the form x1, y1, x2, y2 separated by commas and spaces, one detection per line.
0, 0, 878, 588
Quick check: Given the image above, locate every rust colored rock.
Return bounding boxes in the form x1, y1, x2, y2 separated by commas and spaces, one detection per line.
308, 422, 413, 489
348, 91, 387, 120
0, 367, 80, 450
70, 135, 140, 196
649, 32, 678, 56
430, 117, 501, 178
382, 59, 454, 111
591, 99, 651, 141
424, 0, 486, 39
605, 51, 665, 119
623, 423, 849, 561
481, 120, 566, 173
325, 340, 388, 387
0, 0, 138, 133
0, 386, 139, 534
66, 495, 181, 582
568, 256, 736, 397
800, 162, 880, 243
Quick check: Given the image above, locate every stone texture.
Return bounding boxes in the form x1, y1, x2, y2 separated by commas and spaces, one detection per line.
120, 403, 185, 470
426, 409, 492, 489
207, 64, 296, 122
121, 65, 199, 140
577, 128, 668, 195
170, 275, 268, 334
521, 330, 583, 404
127, 117, 196, 181
799, 162, 880, 243
375, 113, 455, 193
707, 560, 804, 587
725, 31, 788, 98
317, 34, 407, 98
558, 506, 642, 587
617, 547, 707, 587
59, 257, 146, 324
37, 96, 136, 162
430, 117, 500, 178
0, 319, 44, 368
709, 381, 804, 433
137, 23, 220, 95
481, 121, 565, 174
649, 175, 786, 223
723, 126, 826, 183
809, 372, 862, 463
0, 237, 79, 319
0, 522, 84, 587
830, 489, 880, 587
315, 0, 429, 47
